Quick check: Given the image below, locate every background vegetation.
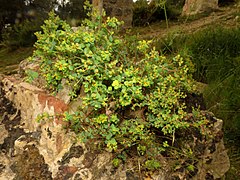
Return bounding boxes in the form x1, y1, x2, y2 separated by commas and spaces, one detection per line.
133, 0, 185, 26
0, 0, 88, 48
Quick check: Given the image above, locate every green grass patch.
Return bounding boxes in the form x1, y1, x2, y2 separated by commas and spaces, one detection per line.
0, 47, 33, 74
154, 25, 240, 178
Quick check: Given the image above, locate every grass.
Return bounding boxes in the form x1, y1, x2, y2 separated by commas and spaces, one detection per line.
225, 141, 240, 179
0, 47, 33, 74
152, 24, 240, 179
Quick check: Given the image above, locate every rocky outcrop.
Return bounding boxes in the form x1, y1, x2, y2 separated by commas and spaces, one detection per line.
0, 75, 230, 179
182, 0, 219, 16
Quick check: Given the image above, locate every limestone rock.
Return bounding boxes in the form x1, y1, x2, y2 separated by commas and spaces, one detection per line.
182, 0, 219, 16
0, 125, 8, 144
0, 154, 15, 180
193, 118, 230, 179
56, 79, 73, 104
0, 76, 230, 179
18, 58, 39, 77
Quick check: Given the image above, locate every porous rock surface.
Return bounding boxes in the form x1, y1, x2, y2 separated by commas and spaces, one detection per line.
182, 0, 219, 16
0, 74, 230, 179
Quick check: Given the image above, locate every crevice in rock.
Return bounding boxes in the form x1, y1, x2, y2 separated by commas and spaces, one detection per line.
59, 145, 84, 165
10, 144, 52, 180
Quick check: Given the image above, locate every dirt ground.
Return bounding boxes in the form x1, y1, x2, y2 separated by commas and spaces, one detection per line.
133, 4, 240, 39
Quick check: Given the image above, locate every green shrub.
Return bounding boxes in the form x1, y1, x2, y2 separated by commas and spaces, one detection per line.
30, 11, 205, 168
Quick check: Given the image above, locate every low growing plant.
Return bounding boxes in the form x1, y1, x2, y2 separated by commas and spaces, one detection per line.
29, 10, 206, 169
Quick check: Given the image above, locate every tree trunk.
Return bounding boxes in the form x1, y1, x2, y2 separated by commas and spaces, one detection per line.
92, 0, 103, 17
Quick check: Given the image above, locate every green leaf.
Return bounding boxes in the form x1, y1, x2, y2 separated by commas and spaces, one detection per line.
69, 65, 74, 71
